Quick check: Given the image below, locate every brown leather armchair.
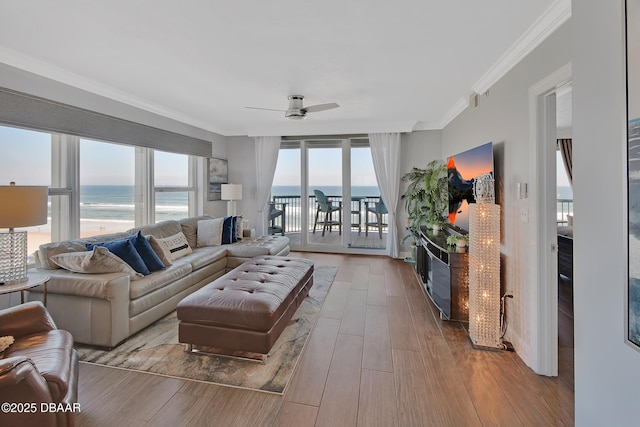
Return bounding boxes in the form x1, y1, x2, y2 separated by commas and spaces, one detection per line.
0, 301, 79, 427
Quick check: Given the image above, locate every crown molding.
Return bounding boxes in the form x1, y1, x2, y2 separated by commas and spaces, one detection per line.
0, 47, 226, 136
245, 120, 417, 137
438, 96, 471, 129
472, 0, 571, 95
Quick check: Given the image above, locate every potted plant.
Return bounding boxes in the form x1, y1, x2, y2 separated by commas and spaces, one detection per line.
401, 160, 448, 237
446, 234, 469, 248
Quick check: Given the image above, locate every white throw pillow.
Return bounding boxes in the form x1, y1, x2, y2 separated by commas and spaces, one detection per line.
50, 246, 143, 280
197, 218, 224, 247
155, 232, 193, 261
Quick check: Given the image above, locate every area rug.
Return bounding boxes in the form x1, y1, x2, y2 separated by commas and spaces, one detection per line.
76, 265, 338, 394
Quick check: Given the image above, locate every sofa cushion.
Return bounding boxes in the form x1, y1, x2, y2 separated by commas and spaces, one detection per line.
129, 262, 192, 300
5, 330, 75, 402
183, 246, 227, 271
179, 215, 213, 249
225, 235, 290, 258
197, 218, 224, 247
87, 239, 151, 275
49, 246, 143, 280
133, 220, 182, 240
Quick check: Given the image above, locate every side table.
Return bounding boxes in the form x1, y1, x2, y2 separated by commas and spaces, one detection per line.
0, 273, 50, 306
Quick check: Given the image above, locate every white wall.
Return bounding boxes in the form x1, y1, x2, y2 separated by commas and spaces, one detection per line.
0, 63, 225, 145
442, 20, 572, 365
223, 136, 259, 228
573, 1, 640, 425
399, 130, 442, 250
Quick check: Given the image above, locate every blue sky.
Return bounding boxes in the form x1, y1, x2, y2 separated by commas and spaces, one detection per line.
273, 146, 379, 187
0, 126, 187, 186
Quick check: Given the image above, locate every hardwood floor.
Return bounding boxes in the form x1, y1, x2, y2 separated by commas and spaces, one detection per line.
76, 253, 574, 426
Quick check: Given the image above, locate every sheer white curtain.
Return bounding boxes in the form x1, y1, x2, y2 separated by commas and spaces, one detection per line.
369, 132, 401, 258
558, 138, 573, 188
254, 136, 281, 235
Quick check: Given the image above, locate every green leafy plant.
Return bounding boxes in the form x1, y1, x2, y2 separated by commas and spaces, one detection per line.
446, 234, 469, 246
401, 160, 448, 232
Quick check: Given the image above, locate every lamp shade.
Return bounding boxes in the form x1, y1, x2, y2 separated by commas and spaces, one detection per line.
0, 185, 49, 228
221, 184, 242, 201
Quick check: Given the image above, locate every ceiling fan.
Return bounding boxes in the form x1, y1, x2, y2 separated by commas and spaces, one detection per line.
246, 95, 339, 120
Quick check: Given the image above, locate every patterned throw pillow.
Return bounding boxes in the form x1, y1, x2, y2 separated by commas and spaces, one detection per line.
147, 235, 173, 266
50, 246, 143, 280
154, 232, 193, 261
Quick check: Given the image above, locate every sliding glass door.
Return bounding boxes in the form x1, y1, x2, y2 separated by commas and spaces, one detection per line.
271, 138, 386, 252
307, 144, 342, 246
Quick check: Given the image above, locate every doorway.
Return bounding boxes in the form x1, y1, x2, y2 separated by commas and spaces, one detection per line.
555, 85, 574, 389
528, 63, 571, 376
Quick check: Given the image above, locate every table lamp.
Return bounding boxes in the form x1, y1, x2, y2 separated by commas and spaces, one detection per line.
0, 183, 49, 284
221, 184, 242, 216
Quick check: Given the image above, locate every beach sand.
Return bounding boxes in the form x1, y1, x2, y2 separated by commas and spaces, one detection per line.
24, 220, 135, 255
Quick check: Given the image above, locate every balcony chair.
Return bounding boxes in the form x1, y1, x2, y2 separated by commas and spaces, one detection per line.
365, 198, 388, 239
268, 201, 287, 235
313, 190, 342, 237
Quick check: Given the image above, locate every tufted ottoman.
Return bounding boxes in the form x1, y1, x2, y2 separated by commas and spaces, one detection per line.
176, 255, 313, 360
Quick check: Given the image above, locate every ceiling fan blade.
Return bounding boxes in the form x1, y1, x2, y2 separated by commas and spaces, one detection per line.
303, 103, 340, 113
245, 106, 286, 112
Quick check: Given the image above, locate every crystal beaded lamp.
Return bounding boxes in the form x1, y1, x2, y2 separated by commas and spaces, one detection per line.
468, 173, 501, 349
0, 183, 48, 285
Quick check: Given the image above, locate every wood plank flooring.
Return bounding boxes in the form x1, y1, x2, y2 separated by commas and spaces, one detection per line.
76, 252, 574, 426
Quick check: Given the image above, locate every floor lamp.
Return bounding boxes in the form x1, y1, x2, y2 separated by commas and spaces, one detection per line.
221, 184, 242, 217
468, 173, 501, 350
0, 183, 49, 284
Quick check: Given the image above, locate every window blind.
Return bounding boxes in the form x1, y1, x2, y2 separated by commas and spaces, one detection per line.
0, 87, 212, 157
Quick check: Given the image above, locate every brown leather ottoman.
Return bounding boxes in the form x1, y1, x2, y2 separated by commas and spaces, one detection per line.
176, 256, 314, 360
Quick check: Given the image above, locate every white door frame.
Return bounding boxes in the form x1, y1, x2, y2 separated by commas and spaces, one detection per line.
528, 63, 571, 376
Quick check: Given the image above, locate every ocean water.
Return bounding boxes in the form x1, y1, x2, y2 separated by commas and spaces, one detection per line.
73, 185, 573, 222
79, 185, 187, 223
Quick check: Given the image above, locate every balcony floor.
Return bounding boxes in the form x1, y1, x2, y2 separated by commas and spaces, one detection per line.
276, 227, 387, 249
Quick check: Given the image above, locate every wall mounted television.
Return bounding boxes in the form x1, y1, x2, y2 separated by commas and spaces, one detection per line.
447, 141, 494, 233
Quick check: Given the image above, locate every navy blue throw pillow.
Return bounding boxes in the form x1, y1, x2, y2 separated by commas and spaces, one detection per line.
231, 216, 238, 243
87, 239, 151, 275
222, 216, 234, 244
129, 231, 165, 272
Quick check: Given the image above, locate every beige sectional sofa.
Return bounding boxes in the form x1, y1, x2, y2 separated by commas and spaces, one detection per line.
27, 216, 290, 348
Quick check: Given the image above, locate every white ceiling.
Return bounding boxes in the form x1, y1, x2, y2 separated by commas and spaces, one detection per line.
0, 0, 569, 137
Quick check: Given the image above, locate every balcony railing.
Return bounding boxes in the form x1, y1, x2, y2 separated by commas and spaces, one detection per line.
557, 198, 573, 225
270, 195, 384, 234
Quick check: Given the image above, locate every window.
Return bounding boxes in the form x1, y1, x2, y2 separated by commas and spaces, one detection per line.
154, 151, 192, 222
0, 124, 204, 250
80, 138, 135, 237
0, 126, 53, 255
